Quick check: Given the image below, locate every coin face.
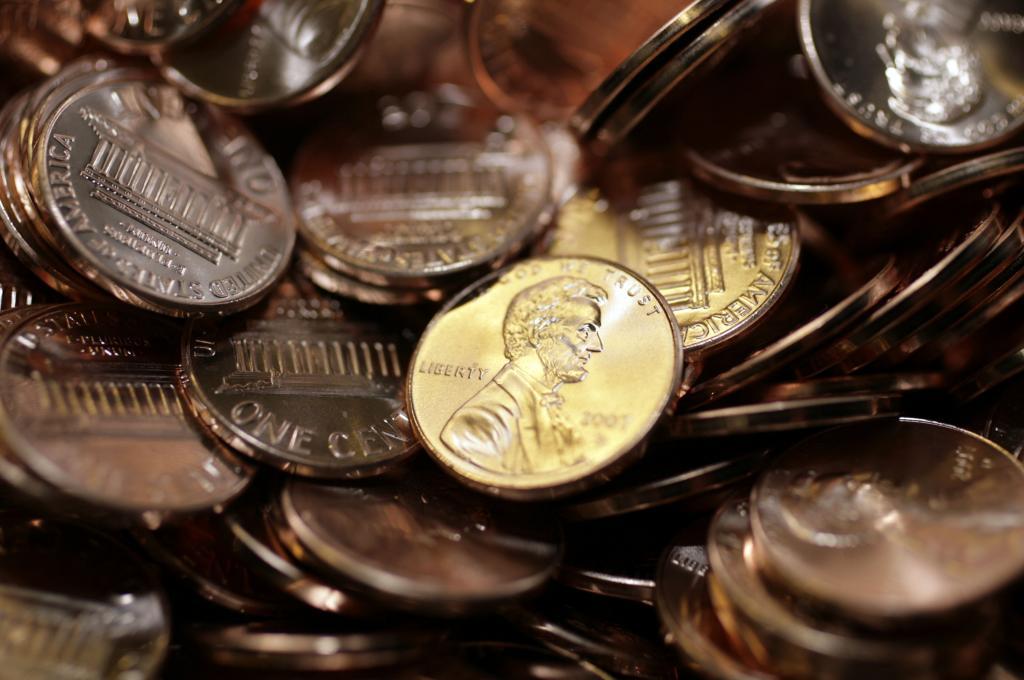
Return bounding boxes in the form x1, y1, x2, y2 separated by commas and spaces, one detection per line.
0, 511, 170, 680
279, 468, 562, 613
184, 307, 418, 478
32, 74, 295, 315
291, 89, 552, 288
157, 0, 385, 110
752, 418, 1024, 620
550, 184, 800, 351
83, 0, 242, 54
408, 257, 683, 499
0, 304, 252, 517
800, 0, 1024, 152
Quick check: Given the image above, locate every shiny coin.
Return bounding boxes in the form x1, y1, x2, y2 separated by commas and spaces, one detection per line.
655, 532, 770, 680
562, 446, 770, 521
558, 530, 661, 605
467, 0, 729, 124
408, 256, 683, 499
157, 0, 385, 111
32, 72, 294, 315
682, 8, 923, 205
550, 181, 800, 352
589, 0, 781, 151
661, 393, 902, 439
753, 372, 945, 401
278, 466, 563, 614
83, 0, 241, 54
953, 336, 1024, 402
799, 0, 1024, 153
685, 257, 900, 408
291, 87, 552, 289
709, 498, 997, 678
224, 496, 370, 615
296, 246, 452, 305
752, 418, 1024, 621
799, 202, 1004, 376
184, 299, 418, 478
509, 595, 679, 679
190, 621, 438, 672
0, 510, 170, 680
0, 303, 252, 521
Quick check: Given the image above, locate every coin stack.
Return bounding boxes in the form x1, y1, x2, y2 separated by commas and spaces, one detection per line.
0, 0, 1023, 678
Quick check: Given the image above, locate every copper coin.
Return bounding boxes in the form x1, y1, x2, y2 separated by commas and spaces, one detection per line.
296, 245, 452, 305
157, 0, 385, 111
0, 510, 170, 680
800, 0, 1024, 153
136, 510, 300, 615
183, 299, 419, 478
291, 87, 552, 289
709, 498, 997, 678
0, 303, 252, 521
32, 71, 295, 316
278, 467, 563, 615
83, 0, 242, 54
752, 418, 1024, 621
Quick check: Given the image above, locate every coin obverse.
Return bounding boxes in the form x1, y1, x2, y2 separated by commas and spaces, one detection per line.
800, 0, 1024, 153
408, 256, 684, 499
752, 418, 1024, 621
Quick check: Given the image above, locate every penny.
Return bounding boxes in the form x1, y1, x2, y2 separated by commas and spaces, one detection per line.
655, 532, 770, 680
30, 72, 295, 315
190, 621, 437, 672
660, 393, 903, 439
156, 0, 385, 111
589, 0, 782, 152
83, 0, 241, 54
709, 498, 997, 678
136, 510, 299, 615
751, 418, 1024, 621
799, 0, 1024, 153
799, 203, 1004, 376
291, 88, 552, 289
224, 497, 370, 614
0, 303, 252, 521
184, 298, 418, 478
753, 372, 945, 401
408, 256, 683, 499
509, 595, 679, 679
549, 181, 800, 352
558, 549, 658, 606
952, 338, 1024, 403
296, 246, 452, 305
561, 446, 770, 521
466, 0, 728, 124
278, 466, 563, 614
684, 257, 900, 408
682, 10, 923, 205
0, 510, 170, 680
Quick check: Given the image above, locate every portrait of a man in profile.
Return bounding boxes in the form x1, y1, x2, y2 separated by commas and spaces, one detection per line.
441, 276, 608, 475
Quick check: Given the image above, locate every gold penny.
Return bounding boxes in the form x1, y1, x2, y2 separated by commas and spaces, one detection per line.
407, 256, 684, 499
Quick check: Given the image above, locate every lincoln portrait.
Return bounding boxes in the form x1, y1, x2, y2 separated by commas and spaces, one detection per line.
440, 276, 608, 475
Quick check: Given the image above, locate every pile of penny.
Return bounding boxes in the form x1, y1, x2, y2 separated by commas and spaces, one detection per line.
0, 0, 1023, 678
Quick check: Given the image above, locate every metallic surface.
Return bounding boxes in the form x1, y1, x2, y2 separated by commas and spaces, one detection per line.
184, 300, 418, 478
0, 304, 252, 519
408, 256, 683, 499
83, 0, 241, 54
549, 183, 800, 351
800, 0, 1024, 152
291, 88, 552, 288
0, 511, 170, 680
157, 0, 385, 111
32, 72, 295, 315
752, 418, 1024, 620
279, 468, 562, 613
